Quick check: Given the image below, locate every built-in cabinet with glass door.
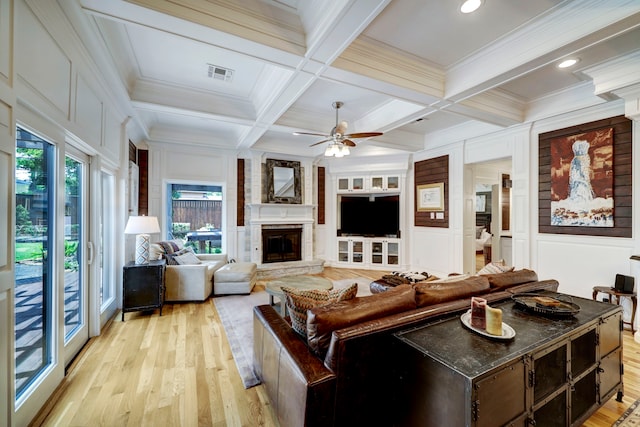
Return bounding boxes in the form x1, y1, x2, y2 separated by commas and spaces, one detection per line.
337, 237, 400, 269
371, 239, 400, 266
335, 171, 405, 269
337, 238, 365, 265
337, 174, 400, 194
337, 176, 366, 192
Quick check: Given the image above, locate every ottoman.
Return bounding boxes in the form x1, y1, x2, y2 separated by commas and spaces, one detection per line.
213, 262, 257, 295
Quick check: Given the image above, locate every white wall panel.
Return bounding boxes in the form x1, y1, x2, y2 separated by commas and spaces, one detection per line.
410, 228, 450, 278
164, 151, 226, 181
0, 0, 11, 86
102, 109, 121, 165
16, 0, 71, 118
74, 74, 103, 147
537, 238, 633, 299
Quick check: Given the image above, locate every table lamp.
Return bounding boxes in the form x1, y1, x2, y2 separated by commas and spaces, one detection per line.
124, 215, 161, 264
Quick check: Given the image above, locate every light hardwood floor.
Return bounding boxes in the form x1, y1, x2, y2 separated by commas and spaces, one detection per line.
32, 267, 639, 426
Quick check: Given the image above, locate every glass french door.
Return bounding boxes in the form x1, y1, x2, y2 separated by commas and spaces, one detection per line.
14, 127, 93, 423
62, 147, 89, 362
15, 128, 55, 399
99, 170, 117, 326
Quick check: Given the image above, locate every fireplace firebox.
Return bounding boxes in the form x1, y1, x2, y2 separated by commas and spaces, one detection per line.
262, 226, 302, 263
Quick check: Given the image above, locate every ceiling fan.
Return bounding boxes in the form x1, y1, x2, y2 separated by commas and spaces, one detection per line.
293, 102, 383, 153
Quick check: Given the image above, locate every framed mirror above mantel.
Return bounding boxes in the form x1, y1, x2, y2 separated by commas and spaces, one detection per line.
266, 158, 301, 204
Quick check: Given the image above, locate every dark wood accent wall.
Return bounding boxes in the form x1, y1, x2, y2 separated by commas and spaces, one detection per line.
318, 166, 325, 225
501, 174, 510, 231
237, 159, 245, 226
538, 115, 632, 237
129, 140, 137, 163
415, 155, 449, 228
137, 149, 148, 216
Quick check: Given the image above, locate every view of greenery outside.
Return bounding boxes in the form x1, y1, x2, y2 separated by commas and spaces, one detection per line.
170, 184, 223, 254
16, 147, 80, 270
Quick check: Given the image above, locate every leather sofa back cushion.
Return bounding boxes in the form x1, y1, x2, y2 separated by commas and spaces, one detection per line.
484, 269, 539, 290
414, 275, 490, 308
306, 284, 416, 358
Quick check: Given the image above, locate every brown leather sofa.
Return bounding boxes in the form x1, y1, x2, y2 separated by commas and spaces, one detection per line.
253, 270, 559, 427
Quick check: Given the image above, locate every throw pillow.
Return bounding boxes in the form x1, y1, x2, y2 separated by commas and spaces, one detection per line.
164, 247, 193, 265
477, 261, 514, 275
282, 283, 358, 338
173, 248, 202, 265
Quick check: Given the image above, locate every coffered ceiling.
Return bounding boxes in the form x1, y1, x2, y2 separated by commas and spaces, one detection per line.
74, 0, 640, 158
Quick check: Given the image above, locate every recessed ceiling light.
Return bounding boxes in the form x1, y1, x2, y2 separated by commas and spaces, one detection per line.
460, 0, 483, 14
558, 58, 579, 69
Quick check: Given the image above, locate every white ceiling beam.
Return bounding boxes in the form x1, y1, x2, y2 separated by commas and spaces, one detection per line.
80, 0, 305, 68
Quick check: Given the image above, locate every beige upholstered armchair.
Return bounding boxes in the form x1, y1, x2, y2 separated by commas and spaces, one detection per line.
149, 240, 227, 302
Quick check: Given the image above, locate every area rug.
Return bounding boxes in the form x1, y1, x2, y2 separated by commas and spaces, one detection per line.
614, 398, 640, 426
213, 277, 373, 389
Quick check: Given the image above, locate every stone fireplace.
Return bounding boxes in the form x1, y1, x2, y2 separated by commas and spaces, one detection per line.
248, 203, 323, 278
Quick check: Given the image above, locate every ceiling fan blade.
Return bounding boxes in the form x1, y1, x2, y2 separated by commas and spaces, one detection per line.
293, 131, 330, 137
343, 139, 356, 147
309, 138, 332, 147
344, 132, 383, 139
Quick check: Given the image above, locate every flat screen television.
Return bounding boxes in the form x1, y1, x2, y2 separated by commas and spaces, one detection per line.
339, 195, 399, 237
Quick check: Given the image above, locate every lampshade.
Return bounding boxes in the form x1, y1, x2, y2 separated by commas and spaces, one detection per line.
124, 216, 160, 234
125, 216, 160, 264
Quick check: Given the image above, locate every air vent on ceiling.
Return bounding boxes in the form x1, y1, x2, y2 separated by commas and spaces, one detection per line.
207, 64, 234, 82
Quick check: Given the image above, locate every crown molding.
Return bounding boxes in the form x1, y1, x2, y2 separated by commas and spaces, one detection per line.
581, 50, 640, 97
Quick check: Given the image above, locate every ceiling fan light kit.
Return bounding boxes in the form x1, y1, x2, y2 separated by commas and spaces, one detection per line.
325, 143, 350, 157
293, 101, 383, 156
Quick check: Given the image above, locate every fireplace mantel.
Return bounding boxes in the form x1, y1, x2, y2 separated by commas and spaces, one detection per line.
248, 203, 315, 225
248, 203, 316, 265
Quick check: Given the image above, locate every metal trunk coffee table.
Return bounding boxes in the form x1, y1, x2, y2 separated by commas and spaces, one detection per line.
265, 275, 332, 316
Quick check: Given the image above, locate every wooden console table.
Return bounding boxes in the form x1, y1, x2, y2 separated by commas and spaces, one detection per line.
394, 293, 623, 427
592, 286, 636, 334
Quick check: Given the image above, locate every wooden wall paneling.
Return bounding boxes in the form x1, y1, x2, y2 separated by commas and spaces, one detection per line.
318, 166, 325, 225
414, 155, 449, 228
501, 174, 511, 231
128, 140, 136, 163
538, 115, 632, 237
138, 149, 148, 216
237, 158, 245, 226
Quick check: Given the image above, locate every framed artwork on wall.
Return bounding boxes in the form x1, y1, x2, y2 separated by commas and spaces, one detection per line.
550, 127, 613, 227
417, 182, 444, 211
538, 115, 631, 238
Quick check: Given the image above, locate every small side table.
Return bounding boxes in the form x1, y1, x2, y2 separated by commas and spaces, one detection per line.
122, 259, 166, 321
592, 286, 637, 334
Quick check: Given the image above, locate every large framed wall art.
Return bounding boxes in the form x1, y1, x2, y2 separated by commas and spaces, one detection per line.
538, 115, 632, 237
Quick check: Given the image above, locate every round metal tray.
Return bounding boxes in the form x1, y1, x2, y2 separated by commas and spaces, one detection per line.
512, 293, 580, 317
